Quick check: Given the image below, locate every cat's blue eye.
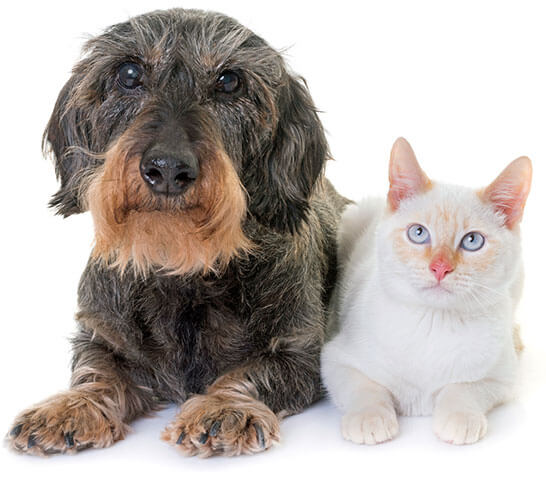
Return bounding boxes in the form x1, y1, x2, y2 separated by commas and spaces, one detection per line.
460, 232, 485, 251
407, 224, 430, 244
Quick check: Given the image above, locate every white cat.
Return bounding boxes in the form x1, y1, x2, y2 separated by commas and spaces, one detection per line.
321, 138, 532, 445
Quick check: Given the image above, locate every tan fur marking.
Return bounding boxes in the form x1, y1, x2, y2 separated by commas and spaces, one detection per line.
7, 386, 127, 455
465, 250, 495, 273
392, 231, 415, 263
513, 323, 524, 354
86, 134, 251, 276
161, 375, 280, 457
430, 245, 460, 269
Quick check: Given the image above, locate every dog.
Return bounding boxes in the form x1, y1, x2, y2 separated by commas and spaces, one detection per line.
7, 8, 347, 457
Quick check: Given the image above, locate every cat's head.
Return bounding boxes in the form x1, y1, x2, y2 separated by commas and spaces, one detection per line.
376, 137, 532, 311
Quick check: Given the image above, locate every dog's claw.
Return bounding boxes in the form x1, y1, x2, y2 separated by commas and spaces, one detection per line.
64, 431, 75, 448
209, 420, 221, 437
254, 423, 265, 448
199, 432, 208, 444
27, 434, 37, 449
9, 424, 23, 437
176, 432, 185, 445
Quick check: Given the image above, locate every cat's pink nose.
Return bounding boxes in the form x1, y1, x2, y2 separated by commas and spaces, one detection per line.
429, 257, 454, 282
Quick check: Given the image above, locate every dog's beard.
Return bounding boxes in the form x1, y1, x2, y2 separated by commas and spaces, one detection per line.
85, 136, 251, 276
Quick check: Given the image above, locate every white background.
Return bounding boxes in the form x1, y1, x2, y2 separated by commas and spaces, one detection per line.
1, 1, 545, 487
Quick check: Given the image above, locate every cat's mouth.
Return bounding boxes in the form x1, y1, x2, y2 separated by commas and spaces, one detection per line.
422, 283, 453, 294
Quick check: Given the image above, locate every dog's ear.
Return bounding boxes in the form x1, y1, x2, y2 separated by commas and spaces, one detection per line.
246, 75, 329, 233
44, 74, 94, 217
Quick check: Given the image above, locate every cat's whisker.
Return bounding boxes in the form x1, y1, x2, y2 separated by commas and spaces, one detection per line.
466, 281, 506, 297
463, 289, 491, 313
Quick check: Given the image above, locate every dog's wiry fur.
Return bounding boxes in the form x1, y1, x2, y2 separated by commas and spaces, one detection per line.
7, 8, 348, 457
88, 131, 250, 275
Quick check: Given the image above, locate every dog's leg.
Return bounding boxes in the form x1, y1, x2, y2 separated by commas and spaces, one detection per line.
7, 337, 156, 455
162, 332, 321, 457
162, 375, 281, 457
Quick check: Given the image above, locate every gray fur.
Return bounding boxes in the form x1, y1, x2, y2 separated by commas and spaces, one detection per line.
8, 8, 349, 456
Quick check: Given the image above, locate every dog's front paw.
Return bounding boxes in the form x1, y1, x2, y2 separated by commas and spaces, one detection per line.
6, 390, 126, 455
161, 392, 280, 457
433, 410, 487, 445
341, 404, 399, 445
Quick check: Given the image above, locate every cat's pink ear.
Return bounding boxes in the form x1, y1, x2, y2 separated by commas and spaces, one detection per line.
388, 138, 431, 210
482, 156, 532, 229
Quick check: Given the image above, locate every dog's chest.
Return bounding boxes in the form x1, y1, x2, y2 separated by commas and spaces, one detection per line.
137, 275, 251, 394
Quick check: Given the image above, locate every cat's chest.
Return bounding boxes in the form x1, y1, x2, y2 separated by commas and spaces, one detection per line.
351, 301, 507, 394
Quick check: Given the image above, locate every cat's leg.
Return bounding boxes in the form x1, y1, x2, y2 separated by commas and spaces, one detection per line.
323, 362, 398, 445
433, 377, 514, 445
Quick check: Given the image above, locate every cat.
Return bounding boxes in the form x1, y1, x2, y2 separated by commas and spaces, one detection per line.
321, 137, 532, 445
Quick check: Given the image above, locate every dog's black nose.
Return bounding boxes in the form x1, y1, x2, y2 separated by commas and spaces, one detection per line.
139, 154, 198, 195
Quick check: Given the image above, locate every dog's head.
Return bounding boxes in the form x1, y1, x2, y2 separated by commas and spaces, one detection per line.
45, 9, 329, 275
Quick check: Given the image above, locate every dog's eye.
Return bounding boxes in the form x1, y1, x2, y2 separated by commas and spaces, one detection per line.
118, 62, 144, 89
215, 71, 241, 94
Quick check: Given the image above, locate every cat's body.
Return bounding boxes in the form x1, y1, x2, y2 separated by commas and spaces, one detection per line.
325, 194, 520, 417
322, 138, 531, 445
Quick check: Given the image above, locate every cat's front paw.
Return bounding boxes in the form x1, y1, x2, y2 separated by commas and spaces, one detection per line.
341, 405, 399, 445
433, 410, 487, 445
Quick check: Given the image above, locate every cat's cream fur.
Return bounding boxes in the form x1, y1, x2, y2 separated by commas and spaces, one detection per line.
321, 138, 532, 445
